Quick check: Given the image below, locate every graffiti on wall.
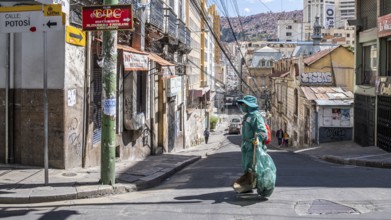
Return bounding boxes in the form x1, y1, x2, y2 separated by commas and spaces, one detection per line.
68, 117, 81, 155
301, 72, 333, 85
319, 127, 352, 142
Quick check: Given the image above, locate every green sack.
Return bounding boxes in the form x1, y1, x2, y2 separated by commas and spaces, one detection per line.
255, 145, 277, 197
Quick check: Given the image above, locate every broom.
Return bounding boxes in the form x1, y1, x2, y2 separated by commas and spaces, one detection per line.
232, 135, 257, 193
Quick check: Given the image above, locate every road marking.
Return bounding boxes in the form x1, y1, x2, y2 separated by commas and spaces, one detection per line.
294, 147, 320, 153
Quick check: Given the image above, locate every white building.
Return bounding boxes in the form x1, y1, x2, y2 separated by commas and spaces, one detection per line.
304, 0, 355, 29
277, 20, 304, 42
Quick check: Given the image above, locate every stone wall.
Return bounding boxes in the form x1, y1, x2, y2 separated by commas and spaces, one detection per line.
0, 89, 65, 168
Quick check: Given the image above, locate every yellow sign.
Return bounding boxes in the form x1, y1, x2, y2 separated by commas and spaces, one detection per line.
44, 4, 62, 17
0, 4, 61, 14
66, 26, 86, 47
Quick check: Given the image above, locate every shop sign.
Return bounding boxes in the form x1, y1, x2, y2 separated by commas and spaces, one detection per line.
377, 77, 391, 96
167, 77, 181, 97
123, 51, 148, 71
82, 5, 133, 31
378, 14, 391, 38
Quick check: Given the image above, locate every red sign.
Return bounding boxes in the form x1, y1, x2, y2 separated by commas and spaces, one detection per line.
378, 13, 391, 38
82, 5, 133, 31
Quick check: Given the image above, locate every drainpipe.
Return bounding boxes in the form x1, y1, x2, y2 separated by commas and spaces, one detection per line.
82, 32, 91, 168
6, 33, 15, 164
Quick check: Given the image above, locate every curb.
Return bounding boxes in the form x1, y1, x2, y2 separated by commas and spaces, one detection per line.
0, 156, 201, 204
321, 155, 391, 169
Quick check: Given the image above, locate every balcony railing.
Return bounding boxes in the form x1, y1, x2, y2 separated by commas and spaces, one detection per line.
164, 7, 177, 39
177, 19, 186, 43
147, 0, 164, 31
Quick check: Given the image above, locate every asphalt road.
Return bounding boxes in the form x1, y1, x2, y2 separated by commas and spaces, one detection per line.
1, 109, 391, 219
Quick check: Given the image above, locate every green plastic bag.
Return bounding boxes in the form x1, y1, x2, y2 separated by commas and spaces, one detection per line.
255, 145, 276, 197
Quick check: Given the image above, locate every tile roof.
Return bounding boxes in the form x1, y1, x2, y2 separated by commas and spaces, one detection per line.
301, 86, 353, 101
303, 46, 340, 65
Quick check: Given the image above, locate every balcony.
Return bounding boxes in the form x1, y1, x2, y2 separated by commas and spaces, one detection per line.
177, 19, 186, 44
164, 7, 177, 39
147, 0, 164, 31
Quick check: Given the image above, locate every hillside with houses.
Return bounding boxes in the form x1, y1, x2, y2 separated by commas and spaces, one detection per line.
220, 10, 303, 42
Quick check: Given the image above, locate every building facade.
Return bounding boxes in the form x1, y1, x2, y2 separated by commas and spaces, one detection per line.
353, 0, 391, 151
0, 0, 222, 168
271, 46, 354, 147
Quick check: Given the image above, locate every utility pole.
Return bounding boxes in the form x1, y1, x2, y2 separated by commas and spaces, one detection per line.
101, 0, 118, 185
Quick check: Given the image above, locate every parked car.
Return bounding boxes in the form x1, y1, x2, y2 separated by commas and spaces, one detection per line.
228, 122, 241, 134
231, 117, 241, 123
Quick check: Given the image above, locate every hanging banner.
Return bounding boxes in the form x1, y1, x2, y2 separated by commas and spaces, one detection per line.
324, 4, 335, 29
123, 51, 148, 71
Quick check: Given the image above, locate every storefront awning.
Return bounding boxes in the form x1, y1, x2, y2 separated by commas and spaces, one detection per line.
148, 53, 174, 66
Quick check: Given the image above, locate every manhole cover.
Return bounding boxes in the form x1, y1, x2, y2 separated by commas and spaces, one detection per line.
308, 199, 360, 215
62, 172, 77, 177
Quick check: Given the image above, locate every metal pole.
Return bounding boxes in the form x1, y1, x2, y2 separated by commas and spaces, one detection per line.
43, 31, 49, 185
101, 0, 118, 185
5, 33, 10, 164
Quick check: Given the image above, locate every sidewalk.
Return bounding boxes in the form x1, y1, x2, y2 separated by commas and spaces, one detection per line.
0, 121, 229, 204
269, 138, 391, 169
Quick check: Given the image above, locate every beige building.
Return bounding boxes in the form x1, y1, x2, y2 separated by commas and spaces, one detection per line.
271, 45, 354, 147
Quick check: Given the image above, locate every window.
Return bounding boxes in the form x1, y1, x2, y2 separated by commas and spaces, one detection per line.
287, 25, 292, 29
286, 32, 292, 36
137, 71, 147, 114
359, 44, 377, 85
261, 59, 266, 67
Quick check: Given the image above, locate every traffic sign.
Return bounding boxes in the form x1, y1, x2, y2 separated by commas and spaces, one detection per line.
82, 5, 133, 31
66, 25, 86, 47
0, 4, 63, 33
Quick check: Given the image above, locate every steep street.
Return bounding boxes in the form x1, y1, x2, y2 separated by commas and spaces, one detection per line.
1, 109, 391, 219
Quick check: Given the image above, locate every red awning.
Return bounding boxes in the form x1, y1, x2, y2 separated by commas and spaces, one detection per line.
148, 53, 174, 66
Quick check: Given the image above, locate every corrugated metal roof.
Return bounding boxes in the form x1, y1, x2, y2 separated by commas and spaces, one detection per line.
315, 100, 354, 106
301, 86, 353, 101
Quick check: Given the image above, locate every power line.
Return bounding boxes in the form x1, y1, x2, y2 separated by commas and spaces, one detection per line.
189, 0, 259, 97
217, 0, 265, 96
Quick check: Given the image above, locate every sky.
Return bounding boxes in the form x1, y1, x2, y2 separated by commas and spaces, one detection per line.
213, 0, 304, 16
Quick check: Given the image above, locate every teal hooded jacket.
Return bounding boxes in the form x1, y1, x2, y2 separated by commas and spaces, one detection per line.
240, 106, 268, 172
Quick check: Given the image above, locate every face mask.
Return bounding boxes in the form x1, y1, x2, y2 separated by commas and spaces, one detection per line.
239, 105, 247, 114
